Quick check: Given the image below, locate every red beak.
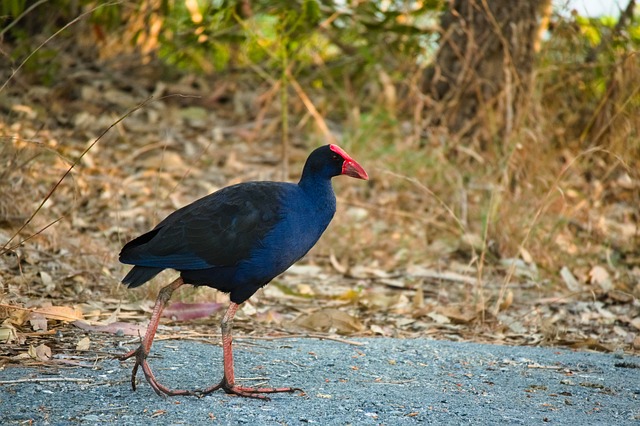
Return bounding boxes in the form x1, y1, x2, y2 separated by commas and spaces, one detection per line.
330, 144, 369, 180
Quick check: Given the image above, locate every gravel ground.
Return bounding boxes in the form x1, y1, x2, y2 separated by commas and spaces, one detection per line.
1, 338, 639, 425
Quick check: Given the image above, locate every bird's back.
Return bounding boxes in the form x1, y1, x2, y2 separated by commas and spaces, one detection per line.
119, 180, 336, 302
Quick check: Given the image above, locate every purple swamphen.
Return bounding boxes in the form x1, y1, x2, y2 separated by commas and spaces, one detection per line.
118, 144, 368, 399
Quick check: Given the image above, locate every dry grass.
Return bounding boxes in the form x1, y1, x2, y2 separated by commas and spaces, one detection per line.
1, 7, 639, 356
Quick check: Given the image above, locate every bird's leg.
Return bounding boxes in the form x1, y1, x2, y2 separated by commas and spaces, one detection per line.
196, 302, 302, 400
118, 277, 193, 397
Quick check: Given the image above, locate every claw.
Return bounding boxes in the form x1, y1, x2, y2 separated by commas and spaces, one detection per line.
119, 345, 194, 397
195, 378, 302, 401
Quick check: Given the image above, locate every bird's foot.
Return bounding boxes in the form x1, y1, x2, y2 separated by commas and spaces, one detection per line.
118, 346, 195, 397
195, 378, 302, 400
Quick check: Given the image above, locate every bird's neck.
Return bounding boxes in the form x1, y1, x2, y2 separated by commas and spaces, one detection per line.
297, 174, 336, 206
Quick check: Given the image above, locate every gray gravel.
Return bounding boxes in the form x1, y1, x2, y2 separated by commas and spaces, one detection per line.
1, 338, 639, 425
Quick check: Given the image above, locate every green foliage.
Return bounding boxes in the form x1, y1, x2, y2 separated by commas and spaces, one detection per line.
2, 0, 438, 94
0, 0, 28, 18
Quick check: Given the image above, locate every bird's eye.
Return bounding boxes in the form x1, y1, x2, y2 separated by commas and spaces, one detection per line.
332, 154, 339, 160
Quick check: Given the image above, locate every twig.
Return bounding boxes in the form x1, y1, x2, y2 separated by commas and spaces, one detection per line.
407, 269, 477, 286
527, 364, 563, 370
367, 379, 418, 385
239, 333, 366, 346
0, 377, 92, 385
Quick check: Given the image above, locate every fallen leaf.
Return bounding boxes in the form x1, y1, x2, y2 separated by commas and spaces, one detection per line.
426, 311, 450, 324
589, 266, 613, 292
76, 336, 91, 351
412, 286, 424, 310
436, 306, 476, 324
3, 305, 30, 326
28, 312, 48, 332
72, 320, 147, 336
560, 266, 581, 292
163, 302, 224, 321
370, 324, 386, 335
29, 344, 52, 361
40, 271, 54, 292
499, 289, 514, 311
607, 290, 633, 304
294, 309, 363, 334
519, 247, 534, 264
0, 320, 17, 343
560, 337, 613, 352
329, 251, 348, 274
102, 306, 120, 325
35, 305, 84, 322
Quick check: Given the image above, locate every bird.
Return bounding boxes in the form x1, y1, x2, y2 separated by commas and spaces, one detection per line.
118, 144, 368, 399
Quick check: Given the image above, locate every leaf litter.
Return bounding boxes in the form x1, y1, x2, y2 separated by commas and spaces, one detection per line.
1, 43, 639, 376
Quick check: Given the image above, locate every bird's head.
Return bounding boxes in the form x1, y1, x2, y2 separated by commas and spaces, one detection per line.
301, 144, 368, 182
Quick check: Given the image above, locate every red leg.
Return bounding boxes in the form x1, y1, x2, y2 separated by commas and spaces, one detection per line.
118, 277, 193, 397
196, 302, 302, 400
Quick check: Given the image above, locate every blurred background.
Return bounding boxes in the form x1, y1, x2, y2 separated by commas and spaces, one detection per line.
0, 0, 638, 357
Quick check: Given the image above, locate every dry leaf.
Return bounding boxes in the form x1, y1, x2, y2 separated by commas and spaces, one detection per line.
437, 306, 477, 324
499, 289, 514, 311
295, 284, 315, 296
589, 266, 613, 292
294, 309, 363, 334
40, 271, 54, 292
519, 247, 534, 264
501, 258, 538, 280
73, 320, 147, 336
5, 306, 30, 326
38, 305, 84, 322
329, 251, 348, 274
370, 324, 386, 335
0, 320, 17, 343
29, 344, 52, 361
560, 266, 581, 292
412, 286, 424, 310
607, 290, 633, 304
426, 311, 450, 324
460, 233, 484, 252
76, 336, 91, 351
28, 312, 48, 332
163, 302, 224, 321
564, 338, 613, 352
337, 289, 361, 302
103, 306, 120, 325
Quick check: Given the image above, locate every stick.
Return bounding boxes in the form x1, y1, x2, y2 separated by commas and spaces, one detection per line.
0, 378, 92, 385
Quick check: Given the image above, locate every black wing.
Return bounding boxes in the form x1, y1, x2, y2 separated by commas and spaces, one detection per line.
119, 181, 288, 270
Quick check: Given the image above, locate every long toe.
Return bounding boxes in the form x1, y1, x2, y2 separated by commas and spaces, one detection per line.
118, 348, 138, 361
223, 382, 302, 400
120, 346, 194, 397
194, 379, 301, 400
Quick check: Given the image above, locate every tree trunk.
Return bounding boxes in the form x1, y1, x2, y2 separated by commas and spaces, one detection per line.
422, 0, 544, 151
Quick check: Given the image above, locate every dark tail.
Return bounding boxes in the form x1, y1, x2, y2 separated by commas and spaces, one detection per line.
122, 266, 163, 288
